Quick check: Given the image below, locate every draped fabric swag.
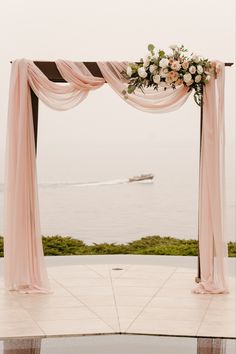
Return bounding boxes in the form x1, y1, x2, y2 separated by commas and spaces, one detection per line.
4, 59, 228, 294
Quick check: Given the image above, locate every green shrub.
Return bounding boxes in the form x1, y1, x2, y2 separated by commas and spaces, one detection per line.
0, 235, 235, 257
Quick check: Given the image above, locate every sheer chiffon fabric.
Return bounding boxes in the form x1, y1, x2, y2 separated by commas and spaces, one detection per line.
98, 62, 191, 112
193, 62, 228, 294
4, 59, 228, 294
4, 59, 105, 293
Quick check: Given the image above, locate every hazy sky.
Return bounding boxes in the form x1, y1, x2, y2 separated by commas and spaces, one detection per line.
0, 0, 235, 184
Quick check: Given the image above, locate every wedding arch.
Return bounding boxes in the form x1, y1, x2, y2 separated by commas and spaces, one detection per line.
4, 57, 233, 295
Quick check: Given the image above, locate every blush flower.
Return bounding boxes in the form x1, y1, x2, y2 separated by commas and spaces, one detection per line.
160, 68, 168, 78
159, 58, 169, 68
175, 78, 183, 86
171, 61, 181, 71
192, 54, 200, 63
169, 71, 179, 81
143, 60, 150, 68
182, 61, 189, 70
189, 66, 197, 74
126, 66, 132, 77
153, 74, 161, 84
186, 79, 194, 86
183, 73, 192, 83
149, 64, 158, 74
197, 65, 203, 74
159, 81, 167, 88
138, 67, 147, 78
195, 75, 202, 83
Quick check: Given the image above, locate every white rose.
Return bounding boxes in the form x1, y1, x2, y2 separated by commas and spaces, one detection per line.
126, 66, 132, 77
149, 64, 157, 74
197, 65, 203, 74
183, 73, 192, 83
159, 58, 169, 68
143, 56, 151, 67
195, 75, 202, 83
138, 67, 147, 78
192, 54, 200, 63
160, 68, 168, 78
189, 65, 196, 74
186, 79, 194, 86
205, 75, 211, 82
159, 81, 167, 88
153, 74, 161, 84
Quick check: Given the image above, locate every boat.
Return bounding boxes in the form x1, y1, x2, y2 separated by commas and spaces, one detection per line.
128, 173, 154, 183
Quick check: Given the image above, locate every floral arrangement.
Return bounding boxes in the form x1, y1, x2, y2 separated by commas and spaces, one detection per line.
122, 44, 215, 106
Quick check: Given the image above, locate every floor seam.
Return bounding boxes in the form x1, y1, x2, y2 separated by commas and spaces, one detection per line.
109, 267, 122, 333
49, 278, 116, 333
124, 267, 178, 332
86, 265, 109, 279
195, 296, 214, 336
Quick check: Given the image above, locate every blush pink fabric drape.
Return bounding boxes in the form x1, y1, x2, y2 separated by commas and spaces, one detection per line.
4, 59, 104, 293
193, 62, 228, 294
4, 59, 228, 294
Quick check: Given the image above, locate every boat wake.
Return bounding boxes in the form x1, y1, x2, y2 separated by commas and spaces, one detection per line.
39, 177, 154, 189
74, 179, 129, 187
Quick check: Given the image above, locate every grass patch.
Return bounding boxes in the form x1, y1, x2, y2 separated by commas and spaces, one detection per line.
0, 235, 235, 257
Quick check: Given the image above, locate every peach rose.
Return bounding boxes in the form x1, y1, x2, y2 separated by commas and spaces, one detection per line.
175, 79, 183, 86
171, 61, 181, 71
182, 61, 189, 70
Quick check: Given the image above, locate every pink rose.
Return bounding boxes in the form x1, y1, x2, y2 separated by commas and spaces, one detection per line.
182, 61, 189, 70
171, 61, 181, 71
175, 79, 183, 86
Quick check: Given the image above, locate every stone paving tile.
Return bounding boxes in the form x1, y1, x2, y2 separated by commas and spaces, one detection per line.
0, 263, 235, 339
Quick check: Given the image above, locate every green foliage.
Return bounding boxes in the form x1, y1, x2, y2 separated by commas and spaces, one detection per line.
42, 236, 87, 256
158, 50, 165, 58
228, 242, 236, 257
127, 85, 136, 94
0, 235, 235, 257
148, 44, 155, 54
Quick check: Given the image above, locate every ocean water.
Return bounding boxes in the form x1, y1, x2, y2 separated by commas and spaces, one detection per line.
0, 145, 235, 244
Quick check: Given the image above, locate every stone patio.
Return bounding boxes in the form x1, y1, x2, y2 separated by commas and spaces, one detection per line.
0, 256, 235, 339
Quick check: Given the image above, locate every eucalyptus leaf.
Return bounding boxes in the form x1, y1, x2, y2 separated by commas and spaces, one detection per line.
148, 44, 155, 52
127, 85, 136, 94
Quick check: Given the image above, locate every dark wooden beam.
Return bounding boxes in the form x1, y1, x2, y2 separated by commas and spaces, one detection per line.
34, 61, 104, 82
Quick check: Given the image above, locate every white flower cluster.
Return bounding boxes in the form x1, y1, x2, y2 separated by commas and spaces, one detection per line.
123, 44, 213, 106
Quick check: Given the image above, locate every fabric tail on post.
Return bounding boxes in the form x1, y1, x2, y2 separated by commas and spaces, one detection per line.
193, 62, 228, 294
4, 59, 50, 293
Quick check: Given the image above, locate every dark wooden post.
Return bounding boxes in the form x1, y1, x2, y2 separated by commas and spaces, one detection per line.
196, 90, 204, 283
30, 88, 39, 154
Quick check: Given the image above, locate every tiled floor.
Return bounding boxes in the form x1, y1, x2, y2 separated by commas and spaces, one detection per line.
0, 259, 235, 339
